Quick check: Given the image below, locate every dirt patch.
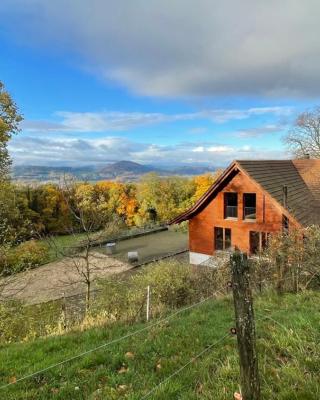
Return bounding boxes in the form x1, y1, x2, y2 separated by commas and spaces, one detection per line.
1, 252, 133, 305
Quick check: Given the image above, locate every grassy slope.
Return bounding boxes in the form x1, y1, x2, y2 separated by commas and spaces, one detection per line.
39, 233, 89, 263
0, 292, 319, 400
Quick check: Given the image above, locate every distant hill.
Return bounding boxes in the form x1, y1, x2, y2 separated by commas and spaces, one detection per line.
12, 161, 215, 183
169, 165, 215, 175
99, 160, 159, 178
12, 165, 97, 183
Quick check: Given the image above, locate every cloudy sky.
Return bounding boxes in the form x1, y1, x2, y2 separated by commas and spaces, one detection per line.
1, 0, 319, 167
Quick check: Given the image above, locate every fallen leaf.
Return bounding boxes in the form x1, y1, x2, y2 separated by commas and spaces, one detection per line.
118, 366, 128, 374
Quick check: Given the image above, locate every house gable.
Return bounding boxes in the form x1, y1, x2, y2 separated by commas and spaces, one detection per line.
188, 166, 300, 256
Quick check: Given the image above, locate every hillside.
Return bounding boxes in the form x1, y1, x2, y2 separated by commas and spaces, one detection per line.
12, 161, 215, 183
98, 160, 159, 179
0, 291, 319, 399
12, 165, 97, 183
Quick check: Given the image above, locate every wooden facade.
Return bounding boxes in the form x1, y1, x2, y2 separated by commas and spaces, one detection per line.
170, 160, 317, 264
189, 168, 299, 257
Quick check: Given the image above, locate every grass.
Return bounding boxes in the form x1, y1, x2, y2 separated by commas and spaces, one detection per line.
39, 233, 89, 263
0, 291, 319, 399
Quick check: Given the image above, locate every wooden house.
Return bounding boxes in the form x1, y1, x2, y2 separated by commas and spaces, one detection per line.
170, 159, 320, 264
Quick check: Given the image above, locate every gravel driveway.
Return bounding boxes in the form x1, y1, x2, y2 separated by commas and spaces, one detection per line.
1, 252, 132, 305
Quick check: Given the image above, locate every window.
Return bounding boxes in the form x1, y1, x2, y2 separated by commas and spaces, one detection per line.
214, 227, 232, 251
224, 193, 238, 219
282, 215, 289, 232
250, 231, 270, 254
225, 228, 232, 249
214, 227, 224, 250
243, 193, 256, 220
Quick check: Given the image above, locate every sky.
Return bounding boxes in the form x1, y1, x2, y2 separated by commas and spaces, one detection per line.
1, 0, 319, 168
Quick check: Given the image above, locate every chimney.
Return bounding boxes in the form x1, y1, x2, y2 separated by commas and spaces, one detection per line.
283, 185, 288, 209
304, 153, 310, 159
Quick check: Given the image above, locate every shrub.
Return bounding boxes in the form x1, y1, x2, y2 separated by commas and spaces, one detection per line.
95, 260, 228, 324
4, 240, 49, 274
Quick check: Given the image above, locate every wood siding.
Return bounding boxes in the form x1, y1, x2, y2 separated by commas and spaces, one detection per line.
189, 170, 299, 255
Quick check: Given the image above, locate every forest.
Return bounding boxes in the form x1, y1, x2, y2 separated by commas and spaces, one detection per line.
0, 172, 219, 273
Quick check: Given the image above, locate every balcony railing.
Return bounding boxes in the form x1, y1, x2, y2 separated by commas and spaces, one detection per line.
244, 207, 256, 220
225, 205, 237, 218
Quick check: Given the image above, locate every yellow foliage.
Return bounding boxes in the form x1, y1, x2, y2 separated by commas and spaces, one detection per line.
192, 171, 222, 201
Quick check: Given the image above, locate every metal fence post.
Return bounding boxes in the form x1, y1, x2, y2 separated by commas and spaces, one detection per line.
146, 285, 151, 322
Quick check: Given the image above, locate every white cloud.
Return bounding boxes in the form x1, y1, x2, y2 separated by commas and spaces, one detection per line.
22, 107, 293, 133
9, 135, 287, 167
235, 124, 283, 138
192, 146, 205, 153
1, 1, 319, 97
207, 146, 232, 153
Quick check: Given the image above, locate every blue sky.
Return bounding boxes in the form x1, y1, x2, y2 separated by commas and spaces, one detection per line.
1, 1, 319, 167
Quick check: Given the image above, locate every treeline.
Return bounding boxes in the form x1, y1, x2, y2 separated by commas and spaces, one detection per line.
0, 172, 219, 245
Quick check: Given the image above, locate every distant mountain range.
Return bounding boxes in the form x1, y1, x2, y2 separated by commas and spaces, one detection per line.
12, 160, 216, 183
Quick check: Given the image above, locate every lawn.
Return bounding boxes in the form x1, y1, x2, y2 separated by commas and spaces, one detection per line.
40, 233, 89, 263
0, 291, 319, 399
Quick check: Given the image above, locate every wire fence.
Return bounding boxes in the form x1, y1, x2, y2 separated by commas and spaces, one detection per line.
0, 286, 229, 390
0, 294, 306, 396
0, 267, 304, 346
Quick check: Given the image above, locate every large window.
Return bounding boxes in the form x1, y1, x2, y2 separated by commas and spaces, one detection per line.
214, 227, 232, 251
224, 193, 238, 219
250, 231, 270, 254
243, 193, 256, 220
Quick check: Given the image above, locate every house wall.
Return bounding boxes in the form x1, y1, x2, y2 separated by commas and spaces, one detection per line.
189, 170, 299, 260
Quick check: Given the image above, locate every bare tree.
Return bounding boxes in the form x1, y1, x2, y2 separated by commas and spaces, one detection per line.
284, 107, 320, 158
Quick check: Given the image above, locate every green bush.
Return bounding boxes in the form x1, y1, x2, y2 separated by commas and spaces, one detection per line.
95, 260, 228, 323
4, 240, 49, 274
0, 299, 62, 343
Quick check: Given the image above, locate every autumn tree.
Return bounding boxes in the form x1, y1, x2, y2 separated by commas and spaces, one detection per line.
0, 81, 22, 179
136, 173, 196, 224
47, 180, 121, 311
192, 171, 222, 202
284, 107, 320, 158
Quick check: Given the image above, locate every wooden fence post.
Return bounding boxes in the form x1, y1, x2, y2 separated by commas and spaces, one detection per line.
230, 251, 260, 400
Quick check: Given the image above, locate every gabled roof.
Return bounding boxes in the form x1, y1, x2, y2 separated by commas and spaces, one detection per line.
170, 159, 320, 226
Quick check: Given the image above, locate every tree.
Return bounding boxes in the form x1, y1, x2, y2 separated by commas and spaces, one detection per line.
47, 180, 121, 312
284, 107, 320, 158
192, 171, 222, 202
0, 81, 23, 179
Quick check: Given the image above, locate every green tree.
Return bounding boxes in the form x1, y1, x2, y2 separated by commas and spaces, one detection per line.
0, 81, 22, 179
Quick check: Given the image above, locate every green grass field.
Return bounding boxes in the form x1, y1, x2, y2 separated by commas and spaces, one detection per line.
39, 233, 89, 263
0, 291, 319, 399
